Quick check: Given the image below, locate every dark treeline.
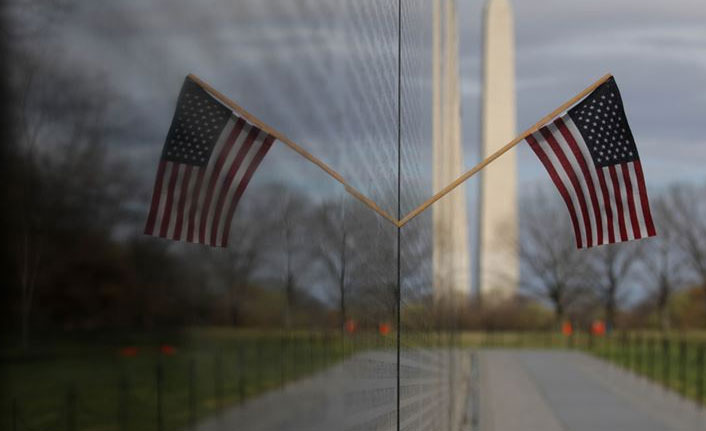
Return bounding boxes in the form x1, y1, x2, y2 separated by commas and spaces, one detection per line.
0, 23, 430, 353
1, 3, 14, 339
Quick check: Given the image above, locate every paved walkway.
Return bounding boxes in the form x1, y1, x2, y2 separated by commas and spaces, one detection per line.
478, 350, 706, 431
196, 349, 469, 431
197, 349, 706, 431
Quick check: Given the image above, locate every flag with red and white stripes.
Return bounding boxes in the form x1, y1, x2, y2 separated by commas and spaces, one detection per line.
526, 77, 656, 248
144, 77, 274, 247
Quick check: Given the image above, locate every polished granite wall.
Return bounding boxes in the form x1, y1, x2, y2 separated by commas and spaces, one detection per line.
117, 1, 469, 429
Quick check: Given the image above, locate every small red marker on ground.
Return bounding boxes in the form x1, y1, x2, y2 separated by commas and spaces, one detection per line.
345, 319, 357, 334
119, 346, 139, 357
160, 345, 176, 355
591, 320, 606, 336
562, 321, 573, 336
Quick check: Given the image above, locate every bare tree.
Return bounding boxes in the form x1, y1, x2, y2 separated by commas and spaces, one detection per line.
203, 203, 268, 325
9, 44, 129, 348
586, 242, 640, 331
518, 189, 591, 326
638, 195, 687, 330
258, 184, 314, 328
317, 195, 351, 333
340, 197, 397, 325
11, 52, 47, 351
661, 184, 706, 315
4, 0, 110, 348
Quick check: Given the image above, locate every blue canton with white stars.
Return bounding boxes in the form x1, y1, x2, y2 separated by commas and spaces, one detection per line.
568, 77, 638, 168
162, 78, 231, 166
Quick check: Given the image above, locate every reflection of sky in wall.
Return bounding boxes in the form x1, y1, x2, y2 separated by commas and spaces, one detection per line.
32, 0, 706, 207
50, 1, 399, 204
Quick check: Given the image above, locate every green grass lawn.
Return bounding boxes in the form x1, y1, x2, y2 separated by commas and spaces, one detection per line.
1, 329, 374, 431
3, 329, 704, 431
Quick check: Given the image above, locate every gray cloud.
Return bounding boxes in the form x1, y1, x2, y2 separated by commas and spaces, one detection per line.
459, 0, 706, 190
23, 0, 705, 201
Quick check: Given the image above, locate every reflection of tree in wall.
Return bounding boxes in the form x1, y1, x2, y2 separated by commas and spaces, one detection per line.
345, 200, 397, 326
0, 13, 12, 338
9, 52, 132, 347
203, 202, 269, 326
256, 185, 317, 329
317, 196, 352, 335
400, 212, 434, 331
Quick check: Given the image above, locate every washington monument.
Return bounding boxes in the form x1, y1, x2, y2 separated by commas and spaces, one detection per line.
432, 0, 518, 299
477, 0, 518, 300
432, 0, 470, 298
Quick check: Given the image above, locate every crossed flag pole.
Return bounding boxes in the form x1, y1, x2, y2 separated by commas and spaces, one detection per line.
187, 72, 612, 228
146, 72, 654, 248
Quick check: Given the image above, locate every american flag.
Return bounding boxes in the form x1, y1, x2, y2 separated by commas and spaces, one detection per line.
526, 77, 656, 248
144, 77, 274, 247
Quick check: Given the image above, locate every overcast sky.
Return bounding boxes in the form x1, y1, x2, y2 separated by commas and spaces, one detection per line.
22, 0, 706, 213
460, 0, 706, 189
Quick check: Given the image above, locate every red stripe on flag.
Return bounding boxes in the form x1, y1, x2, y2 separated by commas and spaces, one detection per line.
595, 170, 616, 244
210, 127, 260, 246
608, 166, 628, 242
144, 160, 167, 235
633, 161, 656, 236
540, 127, 593, 247
186, 168, 206, 243
220, 135, 275, 247
173, 165, 192, 240
526, 134, 583, 248
621, 163, 642, 239
159, 163, 180, 238
555, 118, 603, 245
199, 118, 246, 243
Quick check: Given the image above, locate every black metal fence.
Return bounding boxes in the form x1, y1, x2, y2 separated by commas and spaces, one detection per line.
6, 331, 705, 431
6, 332, 371, 431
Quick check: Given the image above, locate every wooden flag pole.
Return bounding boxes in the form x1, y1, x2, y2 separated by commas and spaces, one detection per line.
188, 72, 612, 229
397, 73, 613, 227
187, 73, 400, 227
